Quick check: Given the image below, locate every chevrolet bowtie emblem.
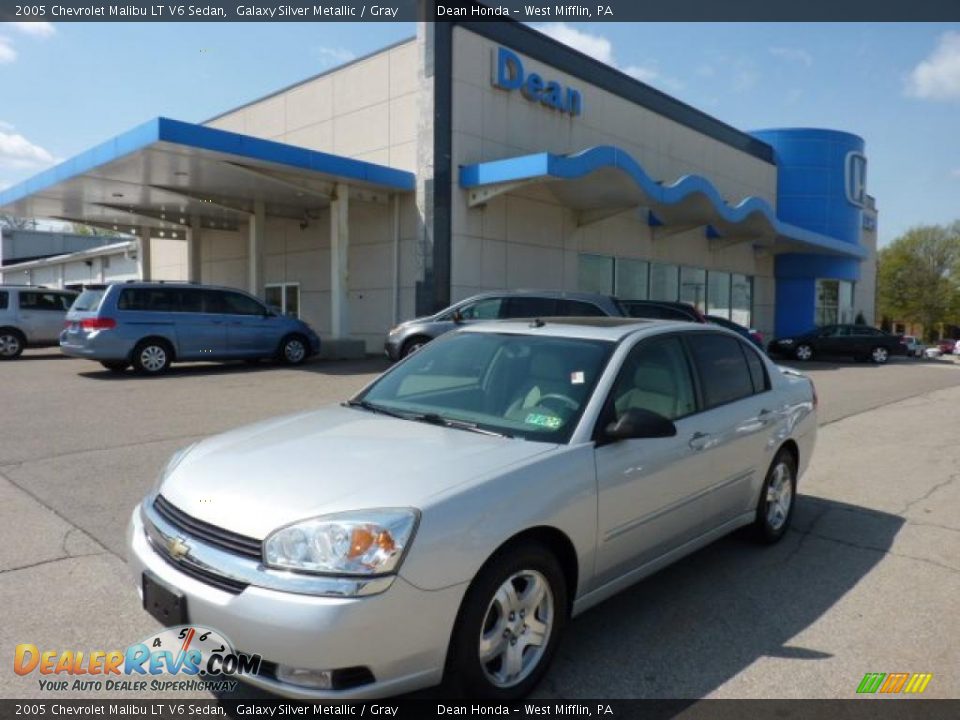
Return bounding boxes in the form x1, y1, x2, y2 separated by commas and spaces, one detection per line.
166, 536, 190, 560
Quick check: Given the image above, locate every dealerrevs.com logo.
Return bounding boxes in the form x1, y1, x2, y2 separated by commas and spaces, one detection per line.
14, 626, 261, 693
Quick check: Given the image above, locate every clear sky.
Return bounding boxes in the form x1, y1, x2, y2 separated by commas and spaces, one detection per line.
1, 21, 958, 246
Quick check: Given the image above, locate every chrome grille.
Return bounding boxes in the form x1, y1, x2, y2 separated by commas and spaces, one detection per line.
153, 495, 262, 560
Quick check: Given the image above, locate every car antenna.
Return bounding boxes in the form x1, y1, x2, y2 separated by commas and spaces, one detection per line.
529, 318, 546, 328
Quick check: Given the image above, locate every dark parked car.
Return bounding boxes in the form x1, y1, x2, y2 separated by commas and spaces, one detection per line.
620, 299, 706, 323
705, 314, 764, 350
768, 324, 907, 364
384, 290, 623, 361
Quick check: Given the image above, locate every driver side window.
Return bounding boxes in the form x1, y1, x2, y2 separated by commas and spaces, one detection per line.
611, 337, 696, 421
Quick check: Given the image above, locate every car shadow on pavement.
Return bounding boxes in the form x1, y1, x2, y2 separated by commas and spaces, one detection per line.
74, 356, 391, 381
214, 495, 903, 705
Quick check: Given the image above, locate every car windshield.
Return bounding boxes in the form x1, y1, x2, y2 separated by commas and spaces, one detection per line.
71, 288, 106, 312
356, 331, 614, 443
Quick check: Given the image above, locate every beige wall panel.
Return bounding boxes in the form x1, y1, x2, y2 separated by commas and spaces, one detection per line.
332, 53, 390, 115
285, 77, 333, 131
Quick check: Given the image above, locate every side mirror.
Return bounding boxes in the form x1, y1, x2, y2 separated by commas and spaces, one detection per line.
604, 408, 677, 441
451, 309, 464, 324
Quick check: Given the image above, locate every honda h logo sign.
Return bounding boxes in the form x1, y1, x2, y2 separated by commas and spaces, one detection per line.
845, 151, 868, 208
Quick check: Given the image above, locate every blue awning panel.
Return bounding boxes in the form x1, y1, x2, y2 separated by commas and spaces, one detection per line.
0, 117, 414, 233
460, 146, 866, 259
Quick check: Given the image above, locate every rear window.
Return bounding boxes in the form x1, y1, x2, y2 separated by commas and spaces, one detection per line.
72, 289, 106, 312
501, 297, 558, 318
0, 291, 7, 310
687, 333, 756, 409
626, 303, 692, 321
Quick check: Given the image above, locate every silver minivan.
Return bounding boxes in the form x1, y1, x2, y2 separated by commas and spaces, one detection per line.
0, 285, 78, 359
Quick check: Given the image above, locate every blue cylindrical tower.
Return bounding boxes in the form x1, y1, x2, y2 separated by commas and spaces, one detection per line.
751, 128, 868, 337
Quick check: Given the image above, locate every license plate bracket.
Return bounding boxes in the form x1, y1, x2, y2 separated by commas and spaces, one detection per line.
142, 571, 188, 626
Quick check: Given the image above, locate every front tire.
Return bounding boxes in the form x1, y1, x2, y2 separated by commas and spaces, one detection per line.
132, 339, 172, 375
0, 329, 25, 360
794, 344, 814, 362
402, 337, 429, 358
870, 346, 889, 364
446, 542, 567, 699
278, 334, 308, 365
752, 449, 797, 544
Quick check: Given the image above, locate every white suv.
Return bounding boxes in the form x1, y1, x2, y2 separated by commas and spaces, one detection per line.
0, 285, 77, 359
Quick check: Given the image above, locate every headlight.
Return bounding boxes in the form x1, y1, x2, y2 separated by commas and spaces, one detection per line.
151, 443, 197, 493
263, 509, 419, 576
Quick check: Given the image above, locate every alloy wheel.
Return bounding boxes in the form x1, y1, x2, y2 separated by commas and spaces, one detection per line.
140, 345, 167, 373
0, 333, 22, 358
284, 338, 306, 363
872, 347, 888, 364
478, 570, 554, 689
766, 461, 794, 531
795, 344, 813, 361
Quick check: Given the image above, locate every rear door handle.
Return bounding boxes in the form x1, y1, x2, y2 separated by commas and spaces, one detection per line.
688, 431, 710, 451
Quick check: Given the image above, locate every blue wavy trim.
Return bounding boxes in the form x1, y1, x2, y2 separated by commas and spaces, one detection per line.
459, 145, 865, 259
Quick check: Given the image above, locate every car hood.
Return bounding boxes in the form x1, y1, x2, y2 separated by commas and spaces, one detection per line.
158, 405, 557, 539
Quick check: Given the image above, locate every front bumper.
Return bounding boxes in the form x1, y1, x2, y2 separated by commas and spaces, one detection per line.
126, 505, 465, 699
383, 336, 402, 362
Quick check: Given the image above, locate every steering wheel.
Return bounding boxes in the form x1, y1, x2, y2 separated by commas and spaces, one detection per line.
536, 393, 580, 413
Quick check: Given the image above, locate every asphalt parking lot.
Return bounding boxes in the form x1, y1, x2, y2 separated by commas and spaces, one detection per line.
1, 350, 958, 700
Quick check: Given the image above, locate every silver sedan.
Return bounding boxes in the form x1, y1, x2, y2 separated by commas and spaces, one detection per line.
127, 318, 817, 699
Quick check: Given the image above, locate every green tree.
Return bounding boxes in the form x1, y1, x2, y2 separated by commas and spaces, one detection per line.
877, 224, 960, 341
0, 214, 36, 230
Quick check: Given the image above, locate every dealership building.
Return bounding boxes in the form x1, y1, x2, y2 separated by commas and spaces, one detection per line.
0, 21, 876, 353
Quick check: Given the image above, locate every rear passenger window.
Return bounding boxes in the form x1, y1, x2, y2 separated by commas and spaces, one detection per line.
0, 291, 8, 310
118, 288, 177, 312
742, 345, 769, 394
176, 289, 204, 313
557, 300, 606, 317
502, 297, 558, 318
19, 292, 71, 311
687, 333, 756, 409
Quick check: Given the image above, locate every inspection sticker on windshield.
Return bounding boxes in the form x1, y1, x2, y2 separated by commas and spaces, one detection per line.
525, 413, 563, 429
570, 371, 585, 385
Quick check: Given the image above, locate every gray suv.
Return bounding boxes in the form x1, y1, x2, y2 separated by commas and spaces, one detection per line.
60, 282, 320, 375
384, 290, 624, 361
0, 285, 78, 359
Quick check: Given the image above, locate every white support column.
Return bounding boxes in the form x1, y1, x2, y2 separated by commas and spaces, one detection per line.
187, 214, 202, 282
138, 228, 152, 281
330, 183, 350, 339
248, 200, 265, 297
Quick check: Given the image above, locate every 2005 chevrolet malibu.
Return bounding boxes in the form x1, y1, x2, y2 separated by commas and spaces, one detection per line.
128, 318, 817, 699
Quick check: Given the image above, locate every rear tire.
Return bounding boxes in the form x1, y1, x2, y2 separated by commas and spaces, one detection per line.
0, 329, 25, 360
278, 334, 308, 365
100, 360, 129, 373
445, 542, 567, 700
752, 449, 797, 544
132, 339, 172, 375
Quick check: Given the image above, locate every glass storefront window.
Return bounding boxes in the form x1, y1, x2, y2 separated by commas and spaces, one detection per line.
679, 267, 707, 311
265, 282, 300, 317
707, 271, 731, 319
615, 259, 649, 300
815, 279, 854, 327
578, 254, 614, 295
731, 274, 752, 327
649, 263, 679, 301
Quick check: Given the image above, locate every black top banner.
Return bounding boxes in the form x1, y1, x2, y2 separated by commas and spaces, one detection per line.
0, 0, 958, 21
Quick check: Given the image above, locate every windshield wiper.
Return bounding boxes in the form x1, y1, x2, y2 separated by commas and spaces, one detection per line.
413, 413, 514, 439
345, 401, 513, 439
343, 399, 412, 420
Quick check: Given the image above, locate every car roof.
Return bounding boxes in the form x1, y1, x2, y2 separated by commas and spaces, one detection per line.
103, 281, 250, 293
455, 289, 617, 303
460, 317, 715, 342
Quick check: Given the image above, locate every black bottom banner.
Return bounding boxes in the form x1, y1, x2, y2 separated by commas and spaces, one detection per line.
1, 700, 958, 720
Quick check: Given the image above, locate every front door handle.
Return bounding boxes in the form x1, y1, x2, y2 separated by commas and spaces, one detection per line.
688, 431, 710, 451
